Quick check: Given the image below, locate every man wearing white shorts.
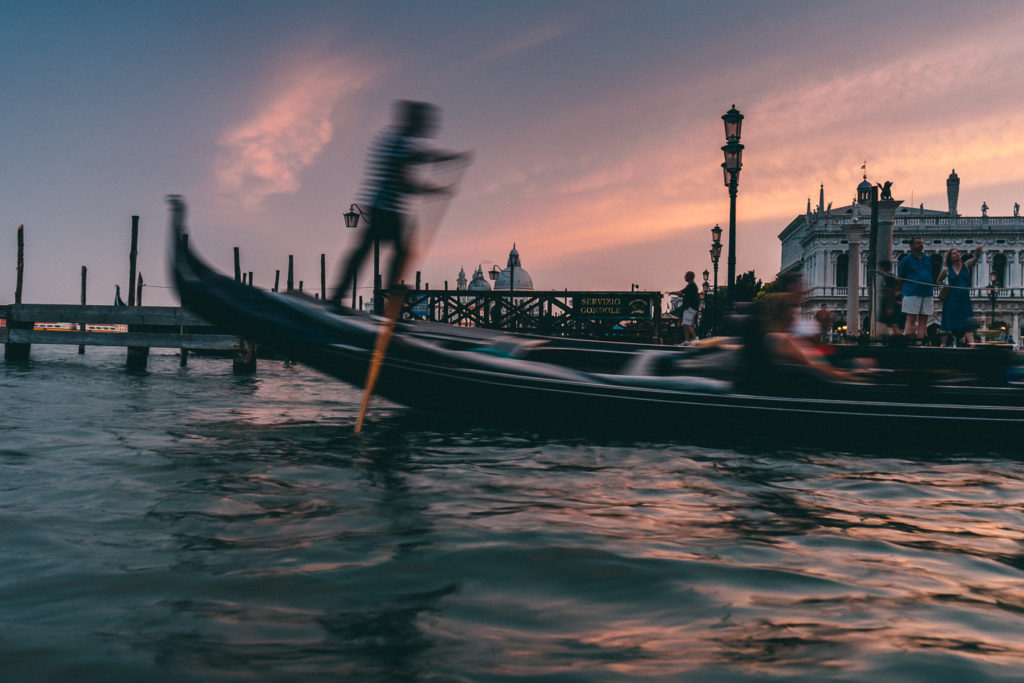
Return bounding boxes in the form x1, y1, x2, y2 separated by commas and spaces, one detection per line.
673, 271, 700, 343
898, 237, 934, 343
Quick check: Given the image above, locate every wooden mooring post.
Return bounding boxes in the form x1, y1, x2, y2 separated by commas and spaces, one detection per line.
5, 224, 31, 360
231, 246, 256, 375
125, 216, 150, 371
79, 266, 87, 354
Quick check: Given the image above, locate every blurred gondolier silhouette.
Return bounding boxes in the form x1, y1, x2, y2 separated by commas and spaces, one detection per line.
334, 100, 470, 309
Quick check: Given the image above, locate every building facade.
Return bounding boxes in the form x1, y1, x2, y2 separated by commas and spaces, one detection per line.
779, 171, 1023, 337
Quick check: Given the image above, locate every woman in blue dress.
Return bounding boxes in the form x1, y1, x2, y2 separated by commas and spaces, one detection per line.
936, 245, 982, 346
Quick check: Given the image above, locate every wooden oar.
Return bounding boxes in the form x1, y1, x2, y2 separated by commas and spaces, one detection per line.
354, 286, 408, 433
352, 160, 470, 433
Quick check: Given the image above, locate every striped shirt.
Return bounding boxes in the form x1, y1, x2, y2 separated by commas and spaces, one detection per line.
360, 126, 424, 213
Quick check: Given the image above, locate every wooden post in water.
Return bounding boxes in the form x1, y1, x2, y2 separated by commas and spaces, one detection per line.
287, 256, 294, 292
128, 216, 139, 306
274, 270, 280, 293
79, 266, 87, 354
231, 244, 257, 374
5, 224, 31, 360
125, 216, 149, 371
15, 224, 24, 305
180, 234, 189, 367
317, 254, 325, 301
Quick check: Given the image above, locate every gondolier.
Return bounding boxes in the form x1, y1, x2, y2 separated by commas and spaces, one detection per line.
333, 100, 470, 308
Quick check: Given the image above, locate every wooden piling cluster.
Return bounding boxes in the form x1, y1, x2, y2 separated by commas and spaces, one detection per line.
5, 213, 338, 373
3, 218, 313, 373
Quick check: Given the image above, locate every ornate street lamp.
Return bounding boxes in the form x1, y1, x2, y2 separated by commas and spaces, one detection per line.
721, 105, 744, 311
344, 203, 380, 312
709, 224, 723, 335
988, 272, 1000, 328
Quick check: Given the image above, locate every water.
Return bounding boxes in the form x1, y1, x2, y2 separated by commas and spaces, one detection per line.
3, 346, 1024, 681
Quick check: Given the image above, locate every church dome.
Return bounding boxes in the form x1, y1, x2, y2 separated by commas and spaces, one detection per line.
467, 264, 491, 291
493, 244, 534, 291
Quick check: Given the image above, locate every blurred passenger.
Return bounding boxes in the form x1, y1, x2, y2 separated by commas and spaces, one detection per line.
741, 294, 862, 392
876, 260, 903, 341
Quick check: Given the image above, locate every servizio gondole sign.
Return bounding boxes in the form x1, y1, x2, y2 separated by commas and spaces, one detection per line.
571, 294, 652, 319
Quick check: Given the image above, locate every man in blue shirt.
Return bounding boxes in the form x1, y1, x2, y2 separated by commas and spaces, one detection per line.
898, 237, 934, 343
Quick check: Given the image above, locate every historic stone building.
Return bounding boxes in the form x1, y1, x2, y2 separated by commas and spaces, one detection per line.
779, 170, 1023, 336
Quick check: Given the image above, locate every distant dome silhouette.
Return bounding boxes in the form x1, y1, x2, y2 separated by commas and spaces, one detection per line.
493, 244, 533, 291
467, 264, 491, 291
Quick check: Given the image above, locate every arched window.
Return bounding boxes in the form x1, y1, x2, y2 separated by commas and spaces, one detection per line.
993, 253, 1007, 287
835, 253, 848, 287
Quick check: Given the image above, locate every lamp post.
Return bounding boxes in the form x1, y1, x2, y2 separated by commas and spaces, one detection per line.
721, 105, 744, 311
701, 274, 710, 336
988, 272, 1000, 329
343, 203, 379, 313
709, 224, 723, 334
489, 266, 501, 329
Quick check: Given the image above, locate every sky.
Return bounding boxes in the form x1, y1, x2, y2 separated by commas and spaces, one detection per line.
5, 0, 1024, 306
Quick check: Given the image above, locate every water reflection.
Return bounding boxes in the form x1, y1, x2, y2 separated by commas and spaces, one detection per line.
5, 349, 1024, 679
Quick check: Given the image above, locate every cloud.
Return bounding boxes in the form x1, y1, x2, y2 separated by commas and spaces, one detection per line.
478, 22, 572, 62
215, 54, 375, 210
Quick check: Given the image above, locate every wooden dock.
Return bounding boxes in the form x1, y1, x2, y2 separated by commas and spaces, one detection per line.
0, 303, 250, 371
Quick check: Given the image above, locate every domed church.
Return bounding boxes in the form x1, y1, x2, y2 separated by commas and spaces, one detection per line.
467, 265, 491, 291
493, 244, 534, 291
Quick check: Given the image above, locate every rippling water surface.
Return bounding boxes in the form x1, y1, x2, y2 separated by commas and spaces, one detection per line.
3, 346, 1024, 681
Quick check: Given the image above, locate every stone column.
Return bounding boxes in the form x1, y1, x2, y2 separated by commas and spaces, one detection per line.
819, 249, 829, 293
844, 222, 866, 337
870, 198, 903, 340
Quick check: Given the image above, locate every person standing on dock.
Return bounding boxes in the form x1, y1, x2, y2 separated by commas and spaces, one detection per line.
898, 237, 934, 344
333, 100, 470, 307
936, 245, 982, 347
672, 271, 700, 343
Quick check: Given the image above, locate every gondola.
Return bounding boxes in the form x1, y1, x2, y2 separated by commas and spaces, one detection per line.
169, 198, 1024, 448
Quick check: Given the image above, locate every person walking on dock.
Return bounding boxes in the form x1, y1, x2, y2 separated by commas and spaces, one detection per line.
898, 237, 934, 344
333, 100, 470, 307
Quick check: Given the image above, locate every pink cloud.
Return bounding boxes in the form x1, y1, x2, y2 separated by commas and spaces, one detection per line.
215, 55, 376, 210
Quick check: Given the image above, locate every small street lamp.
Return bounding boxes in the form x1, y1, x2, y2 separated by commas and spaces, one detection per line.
701, 275, 710, 336
709, 224, 723, 334
721, 105, 744, 311
344, 203, 379, 312
988, 272, 1000, 328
